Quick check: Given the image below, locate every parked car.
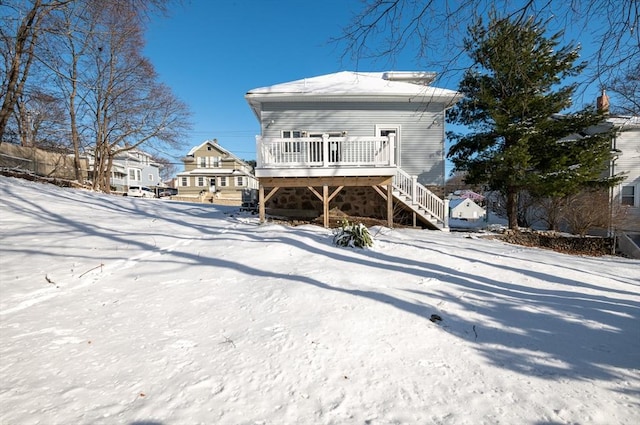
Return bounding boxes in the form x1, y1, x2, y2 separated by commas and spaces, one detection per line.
127, 186, 155, 198
157, 188, 178, 197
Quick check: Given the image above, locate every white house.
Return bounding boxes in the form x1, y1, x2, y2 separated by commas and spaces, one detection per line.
449, 198, 486, 221
87, 148, 161, 192
609, 115, 640, 232
245, 71, 462, 229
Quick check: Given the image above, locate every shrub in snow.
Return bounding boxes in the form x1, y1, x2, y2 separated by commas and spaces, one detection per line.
332, 219, 373, 248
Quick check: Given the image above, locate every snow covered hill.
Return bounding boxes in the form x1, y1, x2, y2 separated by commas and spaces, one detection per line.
1, 175, 638, 424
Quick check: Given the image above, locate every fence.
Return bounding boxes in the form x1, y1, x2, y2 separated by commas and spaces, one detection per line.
0, 143, 88, 181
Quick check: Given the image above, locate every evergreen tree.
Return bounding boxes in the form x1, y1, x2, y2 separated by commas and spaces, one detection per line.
447, 14, 617, 229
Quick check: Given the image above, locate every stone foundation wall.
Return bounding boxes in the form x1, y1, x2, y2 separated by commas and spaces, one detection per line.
266, 186, 389, 220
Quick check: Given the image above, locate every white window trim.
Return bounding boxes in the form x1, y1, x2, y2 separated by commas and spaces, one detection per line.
375, 124, 401, 166
620, 184, 638, 207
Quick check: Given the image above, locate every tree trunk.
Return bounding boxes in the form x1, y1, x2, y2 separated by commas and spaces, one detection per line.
506, 188, 519, 230
69, 55, 82, 183
0, 0, 43, 143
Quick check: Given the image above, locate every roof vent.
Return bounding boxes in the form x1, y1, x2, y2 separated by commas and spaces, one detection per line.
382, 71, 437, 85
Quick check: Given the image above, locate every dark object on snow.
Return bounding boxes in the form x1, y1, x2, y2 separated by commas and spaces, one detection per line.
430, 314, 442, 323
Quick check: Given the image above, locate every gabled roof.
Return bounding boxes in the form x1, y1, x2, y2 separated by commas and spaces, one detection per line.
245, 71, 462, 117
450, 198, 483, 209
186, 139, 245, 163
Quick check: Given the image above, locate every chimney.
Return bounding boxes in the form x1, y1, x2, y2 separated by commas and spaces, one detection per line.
213, 138, 218, 144
597, 89, 610, 114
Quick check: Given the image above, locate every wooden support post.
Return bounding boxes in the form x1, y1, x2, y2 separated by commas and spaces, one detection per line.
387, 183, 393, 228
259, 185, 265, 223
323, 185, 329, 228
259, 186, 280, 224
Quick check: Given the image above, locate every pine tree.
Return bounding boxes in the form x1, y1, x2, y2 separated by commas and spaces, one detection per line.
447, 14, 617, 229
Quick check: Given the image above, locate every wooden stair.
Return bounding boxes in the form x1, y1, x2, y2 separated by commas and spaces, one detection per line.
392, 168, 449, 230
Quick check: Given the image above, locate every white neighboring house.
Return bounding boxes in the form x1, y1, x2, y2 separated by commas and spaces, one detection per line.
609, 115, 640, 232
449, 198, 486, 221
87, 149, 162, 193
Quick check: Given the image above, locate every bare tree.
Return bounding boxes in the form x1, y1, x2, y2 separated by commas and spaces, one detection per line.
608, 61, 640, 115
338, 1, 639, 91
83, 2, 189, 192
534, 196, 566, 231
152, 155, 178, 182
2, 0, 178, 180
14, 89, 67, 148
564, 189, 611, 236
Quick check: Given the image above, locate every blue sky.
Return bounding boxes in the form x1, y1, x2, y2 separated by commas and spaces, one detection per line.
144, 0, 373, 164
143, 0, 607, 174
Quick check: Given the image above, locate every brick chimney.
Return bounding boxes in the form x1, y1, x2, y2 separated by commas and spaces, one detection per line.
597, 89, 610, 114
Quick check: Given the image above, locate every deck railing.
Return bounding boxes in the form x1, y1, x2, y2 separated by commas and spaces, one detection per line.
256, 134, 395, 168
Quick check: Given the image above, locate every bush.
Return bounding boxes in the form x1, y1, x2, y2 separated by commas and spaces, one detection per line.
332, 219, 374, 248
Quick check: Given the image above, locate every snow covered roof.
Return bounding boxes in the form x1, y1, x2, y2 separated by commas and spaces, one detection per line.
186, 139, 246, 163
450, 198, 482, 209
245, 71, 462, 116
607, 115, 640, 129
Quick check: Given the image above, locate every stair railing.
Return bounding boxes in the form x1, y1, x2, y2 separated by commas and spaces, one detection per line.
393, 168, 448, 227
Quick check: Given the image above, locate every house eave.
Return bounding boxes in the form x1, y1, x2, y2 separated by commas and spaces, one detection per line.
245, 92, 462, 106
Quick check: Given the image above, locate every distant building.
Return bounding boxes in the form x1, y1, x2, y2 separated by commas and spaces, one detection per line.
87, 148, 161, 192
449, 198, 486, 221
608, 115, 639, 231
176, 139, 258, 201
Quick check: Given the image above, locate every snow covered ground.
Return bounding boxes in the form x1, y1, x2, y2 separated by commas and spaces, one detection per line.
1, 175, 638, 425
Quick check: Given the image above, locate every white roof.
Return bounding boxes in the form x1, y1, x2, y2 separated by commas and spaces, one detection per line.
607, 115, 640, 129
186, 140, 234, 157
245, 71, 462, 114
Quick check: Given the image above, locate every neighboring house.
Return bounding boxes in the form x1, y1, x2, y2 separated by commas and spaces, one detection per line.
245, 71, 462, 229
449, 198, 486, 221
176, 139, 258, 201
87, 148, 161, 193
609, 115, 640, 232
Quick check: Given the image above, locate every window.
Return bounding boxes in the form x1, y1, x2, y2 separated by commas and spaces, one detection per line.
212, 156, 221, 167
149, 174, 154, 181
197, 177, 205, 187
129, 169, 141, 181
236, 176, 244, 187
199, 157, 206, 168
219, 177, 227, 187
181, 177, 188, 187
282, 130, 302, 153
621, 185, 635, 206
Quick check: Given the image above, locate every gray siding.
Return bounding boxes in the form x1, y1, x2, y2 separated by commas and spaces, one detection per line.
261, 101, 446, 185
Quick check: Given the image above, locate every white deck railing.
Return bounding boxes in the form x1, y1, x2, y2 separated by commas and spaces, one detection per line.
255, 133, 447, 227
256, 134, 395, 168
